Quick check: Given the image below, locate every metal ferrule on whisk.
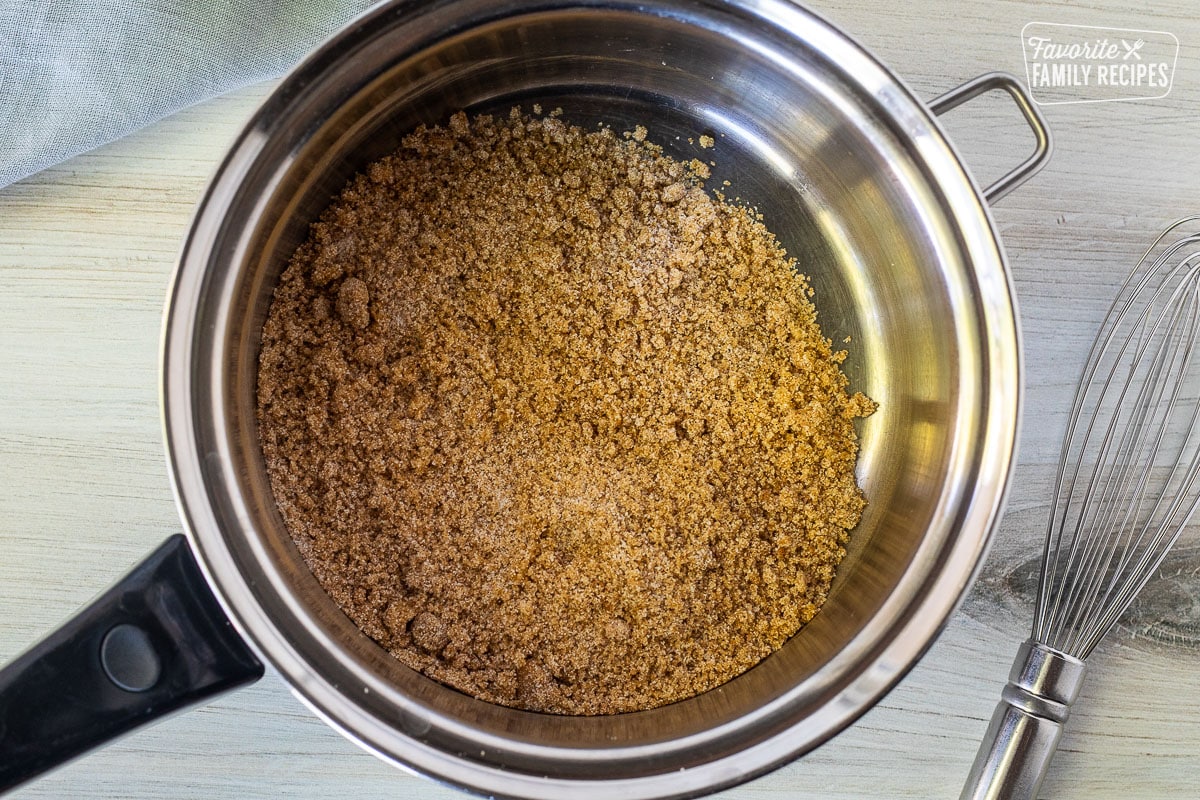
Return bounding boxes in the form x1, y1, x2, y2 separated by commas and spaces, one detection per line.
961, 640, 1087, 800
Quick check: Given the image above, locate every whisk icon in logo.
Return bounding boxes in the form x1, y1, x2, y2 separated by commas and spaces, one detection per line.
1021, 22, 1179, 105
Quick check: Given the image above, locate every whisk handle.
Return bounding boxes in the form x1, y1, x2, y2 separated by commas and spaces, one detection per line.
960, 640, 1086, 800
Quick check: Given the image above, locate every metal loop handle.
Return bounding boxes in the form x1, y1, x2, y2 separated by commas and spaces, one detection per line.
929, 71, 1053, 204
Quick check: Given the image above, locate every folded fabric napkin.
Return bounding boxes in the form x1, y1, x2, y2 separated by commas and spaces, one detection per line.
0, 0, 380, 188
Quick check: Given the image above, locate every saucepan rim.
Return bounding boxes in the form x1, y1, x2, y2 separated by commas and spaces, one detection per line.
162, 0, 1023, 797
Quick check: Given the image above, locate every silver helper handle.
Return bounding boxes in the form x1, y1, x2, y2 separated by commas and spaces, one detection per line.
928, 72, 1052, 204
961, 640, 1086, 800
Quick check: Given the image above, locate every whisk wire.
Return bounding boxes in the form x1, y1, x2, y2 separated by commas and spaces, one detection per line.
1078, 275, 1200, 654
1054, 304, 1165, 644
1033, 244, 1157, 638
1039, 262, 1164, 648
1060, 302, 1161, 638
1067, 280, 1192, 643
1035, 229, 1200, 658
1066, 274, 1200, 653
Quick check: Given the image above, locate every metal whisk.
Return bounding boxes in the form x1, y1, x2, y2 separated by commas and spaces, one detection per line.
961, 217, 1200, 800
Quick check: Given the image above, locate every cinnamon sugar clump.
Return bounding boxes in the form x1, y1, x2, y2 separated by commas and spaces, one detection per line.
257, 109, 875, 715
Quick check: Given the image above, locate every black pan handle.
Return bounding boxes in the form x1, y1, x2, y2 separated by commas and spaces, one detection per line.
0, 534, 264, 793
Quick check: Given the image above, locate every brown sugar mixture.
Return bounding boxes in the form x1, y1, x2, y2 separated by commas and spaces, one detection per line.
257, 109, 876, 715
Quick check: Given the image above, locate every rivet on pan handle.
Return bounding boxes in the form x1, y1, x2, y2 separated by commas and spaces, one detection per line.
929, 71, 1053, 204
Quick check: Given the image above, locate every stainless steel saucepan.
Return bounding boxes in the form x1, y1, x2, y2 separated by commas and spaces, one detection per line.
0, 1, 1050, 797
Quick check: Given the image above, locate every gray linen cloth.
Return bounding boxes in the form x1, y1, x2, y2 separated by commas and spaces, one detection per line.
0, 0, 380, 188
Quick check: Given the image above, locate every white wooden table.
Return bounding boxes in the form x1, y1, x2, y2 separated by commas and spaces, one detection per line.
2, 1, 1198, 797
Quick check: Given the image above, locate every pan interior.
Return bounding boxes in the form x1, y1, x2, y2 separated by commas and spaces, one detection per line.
173, 0, 1009, 790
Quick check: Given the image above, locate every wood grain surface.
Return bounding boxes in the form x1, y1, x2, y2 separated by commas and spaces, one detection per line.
2, 1, 1198, 798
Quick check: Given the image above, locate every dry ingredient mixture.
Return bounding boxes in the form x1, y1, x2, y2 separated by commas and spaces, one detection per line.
257, 109, 875, 715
